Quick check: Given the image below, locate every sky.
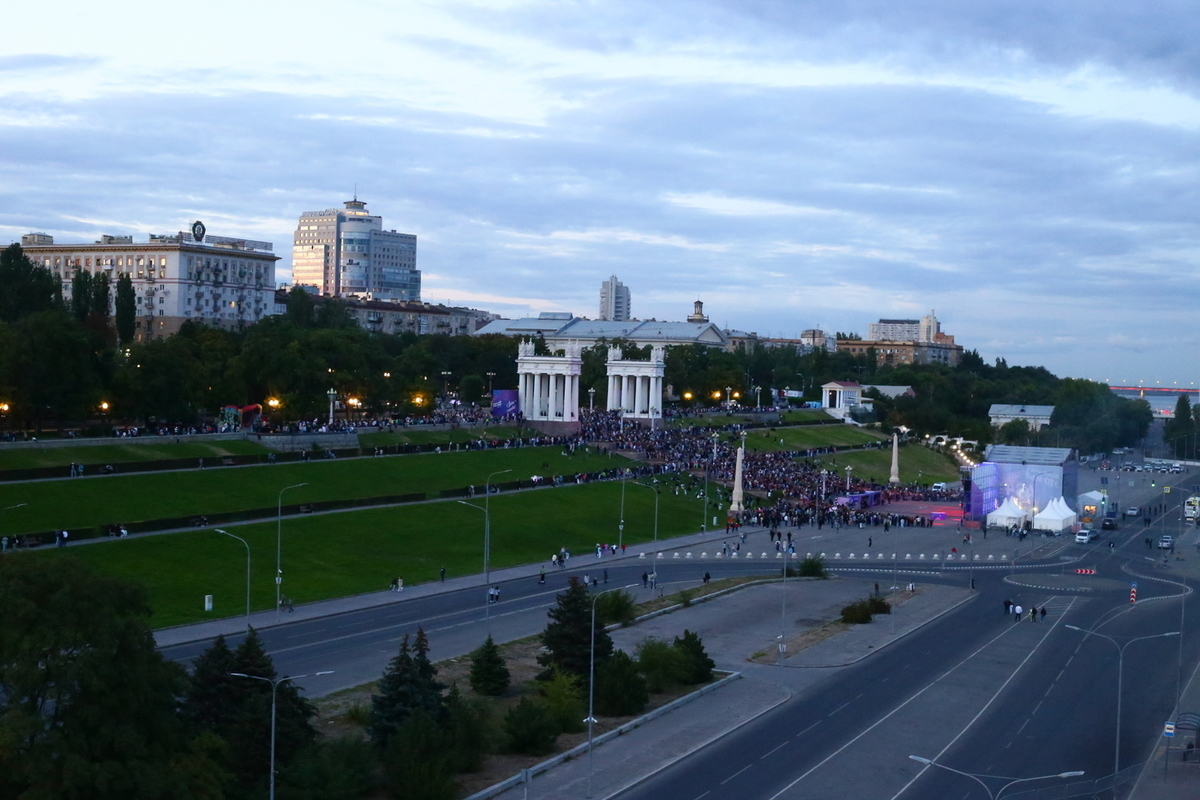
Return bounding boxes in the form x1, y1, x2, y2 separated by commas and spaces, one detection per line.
2, 0, 1198, 387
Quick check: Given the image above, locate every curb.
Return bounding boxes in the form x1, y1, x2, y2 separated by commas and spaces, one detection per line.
462, 671, 746, 800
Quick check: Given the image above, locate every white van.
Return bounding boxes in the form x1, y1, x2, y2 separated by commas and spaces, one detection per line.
931, 482, 947, 491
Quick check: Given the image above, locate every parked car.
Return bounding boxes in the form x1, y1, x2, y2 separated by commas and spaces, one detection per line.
1075, 530, 1099, 543
1125, 507, 1140, 518
931, 482, 947, 491
1159, 535, 1174, 549
1101, 518, 1118, 530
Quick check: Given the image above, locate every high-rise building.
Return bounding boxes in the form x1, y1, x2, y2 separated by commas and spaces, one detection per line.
599, 275, 631, 321
292, 199, 419, 301
868, 311, 941, 342
17, 223, 278, 340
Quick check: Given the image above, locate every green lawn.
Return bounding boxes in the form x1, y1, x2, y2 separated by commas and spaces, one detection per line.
358, 427, 525, 448
778, 409, 833, 424
0, 447, 628, 536
36, 480, 707, 628
0, 440, 271, 471
809, 445, 961, 485
742, 424, 885, 453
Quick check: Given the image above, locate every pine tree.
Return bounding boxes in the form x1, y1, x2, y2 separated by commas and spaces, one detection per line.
371, 628, 446, 748
182, 634, 239, 732
593, 650, 647, 716
468, 636, 511, 696
384, 711, 457, 800
537, 577, 612, 685
673, 630, 716, 685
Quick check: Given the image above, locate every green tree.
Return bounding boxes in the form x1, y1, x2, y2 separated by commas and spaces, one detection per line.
540, 669, 585, 734
594, 650, 648, 716
537, 577, 612, 685
636, 638, 687, 693
286, 286, 315, 327
384, 711, 457, 800
997, 418, 1031, 446
0, 556, 215, 800
115, 272, 137, 346
90, 271, 112, 323
468, 635, 511, 696
444, 684, 493, 773
370, 628, 446, 748
459, 373, 485, 404
0, 243, 62, 324
70, 268, 94, 322
276, 736, 376, 800
503, 698, 560, 755
1166, 394, 1195, 459
673, 630, 715, 685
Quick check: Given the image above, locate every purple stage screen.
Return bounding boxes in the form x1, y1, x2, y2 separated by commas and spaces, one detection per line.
492, 389, 519, 417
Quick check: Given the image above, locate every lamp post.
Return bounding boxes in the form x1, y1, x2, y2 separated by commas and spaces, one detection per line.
461, 467, 511, 638
486, 371, 495, 395
326, 388, 336, 426
587, 584, 640, 797
1064, 626, 1179, 784
752, 384, 761, 410
629, 481, 660, 542
845, 465, 853, 492
908, 755, 1082, 800
725, 385, 732, 406
276, 483, 308, 618
440, 370, 451, 402
215, 528, 251, 620
702, 432, 720, 532
231, 670, 334, 800
618, 472, 626, 550
588, 387, 595, 411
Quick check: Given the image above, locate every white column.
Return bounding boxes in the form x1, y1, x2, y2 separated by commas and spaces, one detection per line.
634, 374, 645, 415
518, 371, 527, 414
623, 375, 632, 412
651, 375, 662, 416
567, 374, 578, 420
552, 373, 562, 418
540, 373, 549, 419
533, 373, 542, 419
606, 374, 616, 411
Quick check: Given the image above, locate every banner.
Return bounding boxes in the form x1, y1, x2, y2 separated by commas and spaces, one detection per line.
492, 389, 519, 417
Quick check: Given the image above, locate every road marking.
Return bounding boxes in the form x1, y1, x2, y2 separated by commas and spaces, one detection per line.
795, 721, 821, 738
762, 741, 789, 759
1017, 719, 1030, 735
1030, 700, 1043, 717
692, 793, 710, 800
828, 701, 851, 717
720, 764, 753, 785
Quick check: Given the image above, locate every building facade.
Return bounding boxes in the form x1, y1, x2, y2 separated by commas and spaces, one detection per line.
18, 225, 278, 340
292, 199, 419, 301
599, 275, 631, 321
836, 336, 963, 367
867, 311, 942, 342
273, 290, 495, 336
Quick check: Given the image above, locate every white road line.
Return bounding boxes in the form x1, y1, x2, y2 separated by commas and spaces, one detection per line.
1016, 719, 1030, 735
828, 701, 851, 717
767, 603, 1075, 800
795, 721, 822, 738
1030, 700, 1043, 717
761, 741, 789, 760
720, 764, 753, 785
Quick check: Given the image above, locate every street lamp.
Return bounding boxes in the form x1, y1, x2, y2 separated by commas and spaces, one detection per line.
440, 370, 451, 400
908, 755, 1082, 800
461, 466, 511, 637
1064, 626, 1180, 784
725, 386, 732, 405
230, 670, 334, 800
587, 583, 640, 797
629, 481, 660, 542
752, 385, 761, 410
276, 483, 308, 618
845, 465, 853, 492
326, 388, 336, 426
618, 472, 626, 550
588, 387, 595, 411
486, 371, 495, 396
215, 528, 251, 620
702, 432, 720, 531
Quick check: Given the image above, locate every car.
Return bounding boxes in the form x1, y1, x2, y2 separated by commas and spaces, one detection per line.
931, 482, 947, 491
1159, 535, 1174, 549
1125, 507, 1140, 518
1075, 530, 1099, 543
1101, 518, 1118, 530
1172, 464, 1183, 473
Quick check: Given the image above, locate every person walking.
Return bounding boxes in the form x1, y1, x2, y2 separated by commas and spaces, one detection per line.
539, 566, 546, 585
1029, 606, 1036, 623
1040, 606, 1047, 622
603, 568, 608, 584
642, 571, 649, 588
390, 576, 398, 592
440, 566, 446, 582
1004, 599, 1013, 615
1013, 604, 1023, 622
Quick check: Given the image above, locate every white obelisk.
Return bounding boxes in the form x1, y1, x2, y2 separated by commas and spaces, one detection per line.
729, 440, 746, 521
889, 432, 901, 484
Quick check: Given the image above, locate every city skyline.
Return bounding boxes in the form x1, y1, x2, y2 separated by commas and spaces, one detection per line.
2, 1, 1199, 384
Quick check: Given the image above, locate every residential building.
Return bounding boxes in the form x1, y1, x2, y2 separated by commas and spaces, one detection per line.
17, 225, 278, 340
988, 404, 1055, 430
761, 329, 836, 354
868, 310, 942, 342
836, 336, 963, 367
599, 275, 631, 321
273, 290, 494, 336
292, 198, 419, 301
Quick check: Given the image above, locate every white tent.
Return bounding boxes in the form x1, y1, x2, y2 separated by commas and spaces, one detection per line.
1033, 497, 1076, 532
987, 497, 1027, 528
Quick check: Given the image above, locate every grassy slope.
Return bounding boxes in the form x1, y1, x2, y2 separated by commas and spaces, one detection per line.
810, 445, 961, 485
0, 447, 627, 535
39, 480, 703, 627
358, 427, 524, 448
742, 424, 885, 453
0, 440, 270, 471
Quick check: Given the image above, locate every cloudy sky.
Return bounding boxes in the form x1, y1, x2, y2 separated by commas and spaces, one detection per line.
2, 0, 1198, 386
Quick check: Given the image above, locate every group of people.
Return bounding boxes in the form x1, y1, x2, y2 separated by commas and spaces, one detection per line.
1004, 599, 1047, 622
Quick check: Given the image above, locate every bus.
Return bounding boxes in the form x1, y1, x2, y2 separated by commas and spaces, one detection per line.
1185, 496, 1200, 522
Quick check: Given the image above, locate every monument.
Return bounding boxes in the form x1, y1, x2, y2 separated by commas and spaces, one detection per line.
889, 432, 901, 484
606, 345, 666, 428
728, 433, 746, 521
516, 339, 583, 434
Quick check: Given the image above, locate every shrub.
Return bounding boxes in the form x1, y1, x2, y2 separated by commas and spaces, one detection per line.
503, 698, 560, 756
468, 636, 511, 696
867, 596, 891, 615
678, 589, 694, 607
798, 556, 827, 578
540, 669, 586, 734
383, 711, 457, 800
445, 684, 494, 773
342, 702, 372, 727
594, 651, 648, 716
636, 638, 687, 693
595, 589, 637, 626
840, 600, 874, 625
673, 630, 715, 685
277, 736, 377, 800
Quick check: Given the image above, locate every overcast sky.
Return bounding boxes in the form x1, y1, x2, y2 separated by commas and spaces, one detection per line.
2, 0, 1198, 387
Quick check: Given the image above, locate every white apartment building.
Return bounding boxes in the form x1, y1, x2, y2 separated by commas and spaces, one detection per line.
599, 275, 631, 321
18, 224, 278, 340
868, 311, 941, 342
292, 199, 419, 301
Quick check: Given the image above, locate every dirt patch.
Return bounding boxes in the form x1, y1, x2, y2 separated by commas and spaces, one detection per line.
749, 588, 922, 664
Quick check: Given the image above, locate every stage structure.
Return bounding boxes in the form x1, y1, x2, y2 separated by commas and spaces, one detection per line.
516, 339, 582, 434
606, 345, 665, 427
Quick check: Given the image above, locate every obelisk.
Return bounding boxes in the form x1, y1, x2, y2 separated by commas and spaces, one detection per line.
728, 440, 745, 521
888, 432, 901, 484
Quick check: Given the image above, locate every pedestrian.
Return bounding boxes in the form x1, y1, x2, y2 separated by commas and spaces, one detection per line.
868, 536, 873, 548
551, 553, 558, 568
397, 578, 403, 593
390, 576, 398, 592
1029, 607, 1036, 623
583, 573, 590, 586
1013, 604, 1023, 622
1040, 606, 1047, 622
642, 571, 649, 587
539, 566, 546, 584
1004, 599, 1012, 615
603, 568, 608, 584
703, 571, 710, 584
440, 566, 446, 582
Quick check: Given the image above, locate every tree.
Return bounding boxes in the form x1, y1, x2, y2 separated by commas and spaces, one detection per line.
70, 268, 94, 322
276, 736, 376, 800
537, 577, 612, 685
502, 698, 560, 755
383, 711, 457, 800
468, 635, 511, 696
539, 669, 585, 733
1166, 394, 1195, 459
115, 272, 137, 346
444, 684, 493, 773
181, 634, 239, 733
593, 650, 647, 716
0, 556, 216, 799
0, 243, 61, 324
635, 638, 687, 693
459, 374, 485, 405
286, 286, 315, 327
673, 630, 715, 685
370, 629, 446, 748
